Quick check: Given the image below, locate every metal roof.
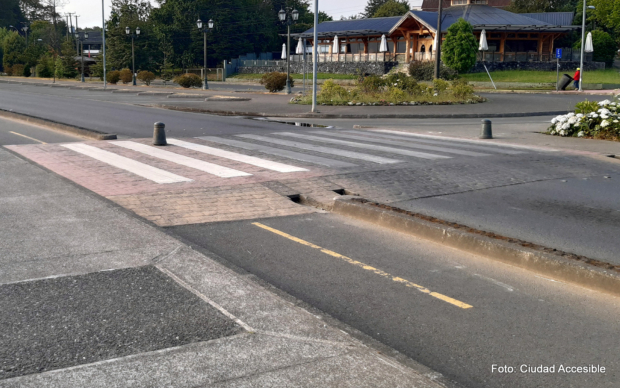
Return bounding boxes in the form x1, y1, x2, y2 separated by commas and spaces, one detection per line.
520, 12, 575, 26
300, 16, 402, 37
421, 0, 511, 11
403, 5, 579, 33
75, 31, 103, 45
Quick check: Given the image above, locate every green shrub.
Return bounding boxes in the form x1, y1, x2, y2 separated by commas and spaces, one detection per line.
385, 73, 422, 94
574, 30, 617, 67
387, 87, 407, 103
11, 64, 24, 77
260, 72, 294, 92
23, 65, 31, 77
137, 70, 156, 86
107, 70, 121, 84
450, 79, 475, 99
4, 66, 13, 76
358, 74, 386, 93
442, 18, 478, 74
119, 68, 133, 84
574, 100, 600, 115
174, 73, 203, 88
319, 79, 350, 100
433, 78, 450, 94
408, 61, 458, 81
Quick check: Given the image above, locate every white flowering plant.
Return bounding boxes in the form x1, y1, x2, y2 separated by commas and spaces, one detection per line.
547, 97, 620, 140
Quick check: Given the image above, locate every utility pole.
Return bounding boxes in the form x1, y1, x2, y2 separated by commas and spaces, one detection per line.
311, 0, 318, 113
102, 0, 107, 90
433, 0, 443, 79
75, 15, 80, 56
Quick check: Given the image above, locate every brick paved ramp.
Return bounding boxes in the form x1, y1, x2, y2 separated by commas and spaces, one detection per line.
6, 130, 547, 226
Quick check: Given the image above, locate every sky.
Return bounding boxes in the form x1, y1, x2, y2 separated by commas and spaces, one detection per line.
60, 0, 423, 28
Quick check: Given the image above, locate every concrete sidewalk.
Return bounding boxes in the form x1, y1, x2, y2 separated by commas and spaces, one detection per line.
0, 147, 447, 387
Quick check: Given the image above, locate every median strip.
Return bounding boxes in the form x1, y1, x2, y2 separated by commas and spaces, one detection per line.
252, 222, 473, 309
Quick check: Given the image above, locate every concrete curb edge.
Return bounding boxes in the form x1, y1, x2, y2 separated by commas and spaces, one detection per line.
332, 196, 620, 297
151, 104, 568, 119
0, 108, 117, 140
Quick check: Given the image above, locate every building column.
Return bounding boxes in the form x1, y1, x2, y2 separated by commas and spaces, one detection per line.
405, 31, 411, 63
499, 33, 506, 62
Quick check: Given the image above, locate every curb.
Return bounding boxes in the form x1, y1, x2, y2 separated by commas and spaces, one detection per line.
332, 196, 620, 297
0, 109, 117, 140
151, 104, 569, 119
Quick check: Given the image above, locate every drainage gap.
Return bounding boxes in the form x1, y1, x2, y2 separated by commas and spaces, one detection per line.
287, 194, 302, 203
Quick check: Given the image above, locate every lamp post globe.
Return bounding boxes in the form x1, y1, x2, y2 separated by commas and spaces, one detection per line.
292, 9, 299, 21
197, 19, 203, 29
208, 19, 214, 29
125, 26, 130, 35
278, 8, 286, 22
85, 32, 89, 39
136, 27, 140, 35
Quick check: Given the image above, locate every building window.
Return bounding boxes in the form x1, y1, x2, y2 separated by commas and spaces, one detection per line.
319, 45, 329, 53
471, 0, 487, 4
452, 0, 467, 5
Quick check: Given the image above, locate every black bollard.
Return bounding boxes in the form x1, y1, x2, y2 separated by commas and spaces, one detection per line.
480, 119, 493, 139
153, 122, 167, 146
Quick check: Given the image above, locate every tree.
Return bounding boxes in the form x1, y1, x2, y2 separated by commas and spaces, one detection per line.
2, 31, 26, 70
364, 0, 409, 18
507, 0, 578, 13
373, 0, 409, 17
574, 30, 617, 67
0, 0, 25, 28
441, 18, 477, 74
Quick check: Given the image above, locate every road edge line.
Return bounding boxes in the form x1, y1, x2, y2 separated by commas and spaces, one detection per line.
332, 196, 620, 297
0, 108, 117, 140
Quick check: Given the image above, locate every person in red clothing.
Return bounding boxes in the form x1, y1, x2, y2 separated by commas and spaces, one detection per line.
573, 68, 581, 90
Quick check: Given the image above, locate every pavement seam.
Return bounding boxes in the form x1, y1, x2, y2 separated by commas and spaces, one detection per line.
156, 265, 255, 332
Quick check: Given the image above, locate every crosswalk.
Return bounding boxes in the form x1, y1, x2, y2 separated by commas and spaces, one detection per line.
22, 130, 539, 186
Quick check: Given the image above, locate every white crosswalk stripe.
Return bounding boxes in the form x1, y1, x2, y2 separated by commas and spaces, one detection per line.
167, 138, 308, 173
274, 132, 452, 160
371, 130, 557, 152
345, 130, 523, 155
62, 143, 193, 184
311, 130, 491, 157
198, 136, 357, 168
110, 141, 252, 178
237, 134, 402, 164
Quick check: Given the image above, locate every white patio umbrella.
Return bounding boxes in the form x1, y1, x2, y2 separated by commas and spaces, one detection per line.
585, 32, 594, 53
478, 29, 489, 51
296, 39, 304, 54
379, 34, 388, 52
281, 43, 287, 59
478, 29, 496, 90
332, 35, 339, 53
433, 32, 439, 52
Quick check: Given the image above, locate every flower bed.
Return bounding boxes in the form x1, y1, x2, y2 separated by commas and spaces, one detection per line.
548, 98, 620, 141
290, 74, 486, 106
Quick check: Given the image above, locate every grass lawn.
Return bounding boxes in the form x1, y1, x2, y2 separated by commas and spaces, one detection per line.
460, 69, 620, 84
228, 73, 357, 80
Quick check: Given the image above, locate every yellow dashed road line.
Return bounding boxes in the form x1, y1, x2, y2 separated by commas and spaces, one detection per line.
8, 131, 47, 144
252, 222, 473, 309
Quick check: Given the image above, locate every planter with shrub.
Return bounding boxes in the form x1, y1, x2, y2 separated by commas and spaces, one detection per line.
119, 68, 133, 84
106, 70, 121, 84
137, 70, 156, 86
173, 73, 203, 88
260, 72, 294, 93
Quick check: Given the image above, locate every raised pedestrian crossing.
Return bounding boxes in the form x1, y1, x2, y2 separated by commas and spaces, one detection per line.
16, 130, 537, 190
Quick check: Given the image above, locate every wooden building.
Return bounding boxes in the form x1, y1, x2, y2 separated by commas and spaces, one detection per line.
296, 0, 578, 64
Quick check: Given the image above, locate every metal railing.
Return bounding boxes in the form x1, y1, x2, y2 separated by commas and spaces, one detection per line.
240, 53, 399, 67
184, 68, 225, 81
477, 49, 593, 63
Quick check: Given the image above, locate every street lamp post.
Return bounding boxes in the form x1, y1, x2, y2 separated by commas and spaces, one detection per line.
75, 31, 89, 82
21, 26, 29, 46
197, 18, 214, 90
125, 26, 140, 86
579, 3, 596, 92
279, 7, 299, 94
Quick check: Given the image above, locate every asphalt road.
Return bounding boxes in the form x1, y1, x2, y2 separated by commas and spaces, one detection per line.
396, 175, 620, 264
0, 85, 287, 138
170, 213, 620, 388
0, 117, 81, 145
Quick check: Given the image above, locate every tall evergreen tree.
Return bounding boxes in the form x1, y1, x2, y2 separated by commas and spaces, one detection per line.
364, 0, 409, 18
0, 0, 25, 28
441, 18, 477, 74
